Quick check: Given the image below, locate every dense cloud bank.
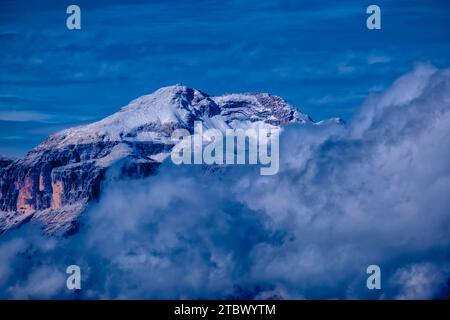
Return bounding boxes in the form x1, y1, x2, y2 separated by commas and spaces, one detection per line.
1, 64, 449, 299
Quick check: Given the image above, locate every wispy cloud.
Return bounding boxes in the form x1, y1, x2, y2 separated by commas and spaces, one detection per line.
0, 111, 52, 122
308, 93, 365, 105
367, 54, 391, 65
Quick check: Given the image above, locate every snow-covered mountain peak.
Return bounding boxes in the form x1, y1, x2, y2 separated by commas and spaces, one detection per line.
122, 84, 215, 114
40, 85, 219, 149
213, 92, 312, 126
1, 84, 343, 234
38, 85, 315, 150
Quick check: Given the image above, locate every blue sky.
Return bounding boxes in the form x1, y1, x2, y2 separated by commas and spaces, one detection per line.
1, 0, 449, 157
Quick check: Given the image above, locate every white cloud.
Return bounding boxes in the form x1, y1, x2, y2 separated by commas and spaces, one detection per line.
392, 263, 448, 300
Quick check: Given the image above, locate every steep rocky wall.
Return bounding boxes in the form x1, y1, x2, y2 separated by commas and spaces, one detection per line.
0, 141, 161, 234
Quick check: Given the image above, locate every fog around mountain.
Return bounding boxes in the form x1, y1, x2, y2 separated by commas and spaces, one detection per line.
0, 64, 449, 299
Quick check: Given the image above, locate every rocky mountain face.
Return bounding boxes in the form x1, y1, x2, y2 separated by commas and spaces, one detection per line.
0, 84, 339, 235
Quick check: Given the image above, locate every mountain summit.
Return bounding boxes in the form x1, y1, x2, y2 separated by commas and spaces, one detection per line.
0, 85, 339, 235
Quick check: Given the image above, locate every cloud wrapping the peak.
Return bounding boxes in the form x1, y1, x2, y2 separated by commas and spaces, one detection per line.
0, 64, 449, 299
